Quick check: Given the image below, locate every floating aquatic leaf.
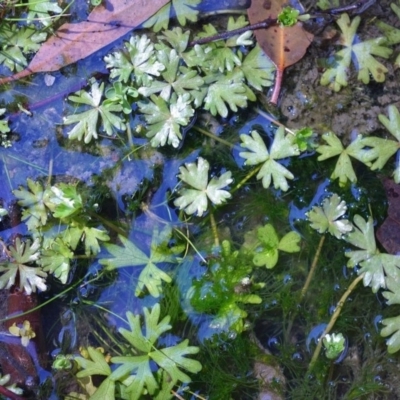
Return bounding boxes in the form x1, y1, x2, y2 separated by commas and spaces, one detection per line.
139, 93, 194, 148
38, 238, 74, 284
381, 315, 400, 354
0, 24, 47, 72
26, 0, 63, 26
203, 71, 250, 118
239, 128, 300, 191
13, 179, 54, 230
316, 132, 375, 186
360, 105, 400, 183
243, 223, 301, 269
138, 47, 204, 101
104, 34, 165, 85
345, 215, 400, 293
307, 193, 353, 239
174, 157, 232, 216
0, 238, 46, 295
64, 224, 109, 257
75, 347, 115, 400
63, 80, 125, 144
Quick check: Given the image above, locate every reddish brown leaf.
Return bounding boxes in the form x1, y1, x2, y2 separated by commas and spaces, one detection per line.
376, 178, 400, 254
247, 0, 314, 104
0, 0, 170, 85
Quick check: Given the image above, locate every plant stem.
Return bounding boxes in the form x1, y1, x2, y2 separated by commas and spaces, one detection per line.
231, 165, 261, 194
300, 234, 325, 300
210, 211, 219, 248
308, 272, 365, 370
193, 125, 236, 149
270, 68, 283, 105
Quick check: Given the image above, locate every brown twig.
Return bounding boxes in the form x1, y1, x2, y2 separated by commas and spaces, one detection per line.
189, 0, 376, 47
189, 18, 276, 46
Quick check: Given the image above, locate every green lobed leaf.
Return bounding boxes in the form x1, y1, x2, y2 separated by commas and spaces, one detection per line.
381, 315, 400, 353
104, 35, 165, 84
138, 47, 204, 101
203, 71, 249, 117
110, 304, 201, 396
76, 346, 112, 377
307, 193, 353, 239
249, 224, 301, 269
344, 214, 400, 293
38, 238, 73, 284
143, 0, 201, 32
0, 24, 47, 72
26, 0, 63, 27
139, 93, 194, 148
316, 132, 375, 186
320, 13, 392, 91
63, 81, 125, 143
64, 225, 109, 256
100, 228, 177, 297
13, 179, 54, 230
174, 157, 232, 216
237, 45, 275, 91
239, 128, 300, 191
0, 238, 47, 294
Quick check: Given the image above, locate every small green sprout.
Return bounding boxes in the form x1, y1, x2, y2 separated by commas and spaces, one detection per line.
277, 7, 300, 27
294, 127, 315, 152
52, 354, 74, 370
322, 332, 345, 359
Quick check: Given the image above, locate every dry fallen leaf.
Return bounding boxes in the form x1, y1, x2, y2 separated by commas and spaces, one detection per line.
376, 178, 400, 255
247, 0, 314, 104
0, 0, 170, 85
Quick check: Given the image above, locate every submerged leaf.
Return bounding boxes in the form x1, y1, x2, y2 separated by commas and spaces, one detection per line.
100, 227, 178, 297
143, 0, 201, 32
320, 13, 392, 91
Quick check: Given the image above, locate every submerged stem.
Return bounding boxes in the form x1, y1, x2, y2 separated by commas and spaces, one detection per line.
193, 125, 236, 148
300, 234, 326, 300
210, 211, 219, 248
308, 273, 365, 370
231, 165, 261, 194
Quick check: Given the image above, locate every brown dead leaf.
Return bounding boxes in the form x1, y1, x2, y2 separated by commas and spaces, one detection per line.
0, 0, 170, 85
247, 0, 314, 104
376, 178, 400, 255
